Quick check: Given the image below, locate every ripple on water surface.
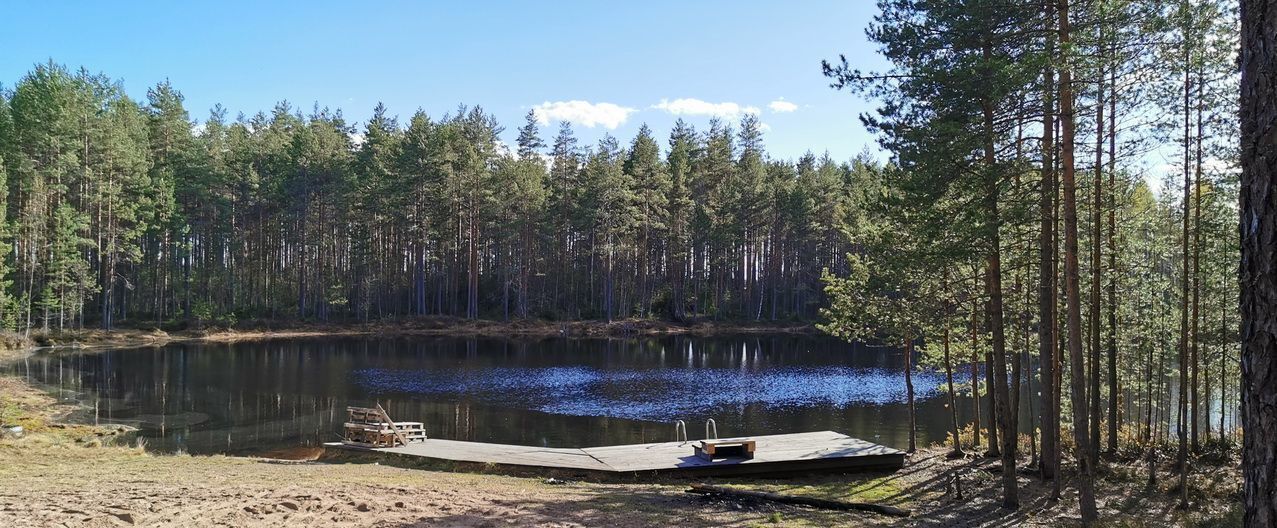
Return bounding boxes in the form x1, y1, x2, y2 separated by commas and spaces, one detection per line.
351, 366, 943, 422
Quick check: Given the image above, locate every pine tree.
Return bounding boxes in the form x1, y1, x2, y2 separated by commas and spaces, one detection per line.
665, 120, 696, 319
695, 119, 735, 317
824, 0, 1042, 508
623, 124, 668, 317
1058, 0, 1099, 519
145, 81, 191, 324
96, 88, 153, 330
0, 88, 17, 329
731, 114, 767, 318
581, 136, 635, 321
548, 122, 580, 317
516, 110, 544, 160
352, 103, 402, 318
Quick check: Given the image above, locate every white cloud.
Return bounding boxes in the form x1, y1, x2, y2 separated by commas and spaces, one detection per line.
532, 100, 635, 129
768, 98, 798, 113
651, 98, 760, 120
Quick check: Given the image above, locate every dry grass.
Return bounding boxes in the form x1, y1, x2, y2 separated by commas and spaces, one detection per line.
0, 332, 34, 363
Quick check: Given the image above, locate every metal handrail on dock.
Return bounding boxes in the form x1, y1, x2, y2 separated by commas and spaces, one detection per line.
705, 418, 718, 440
674, 420, 688, 442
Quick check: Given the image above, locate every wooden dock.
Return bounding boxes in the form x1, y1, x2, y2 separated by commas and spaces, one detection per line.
328, 430, 905, 477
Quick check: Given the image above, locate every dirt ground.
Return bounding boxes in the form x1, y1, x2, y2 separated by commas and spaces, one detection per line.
0, 371, 1245, 527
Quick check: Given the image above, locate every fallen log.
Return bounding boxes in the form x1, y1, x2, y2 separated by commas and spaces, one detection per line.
686, 483, 911, 518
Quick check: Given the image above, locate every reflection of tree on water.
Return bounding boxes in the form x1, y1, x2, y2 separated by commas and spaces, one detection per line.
12, 334, 1239, 456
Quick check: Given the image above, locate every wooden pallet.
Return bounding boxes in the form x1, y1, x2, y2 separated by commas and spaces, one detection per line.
342, 405, 426, 447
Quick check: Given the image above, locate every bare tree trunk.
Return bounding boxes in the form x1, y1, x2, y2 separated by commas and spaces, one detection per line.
1221, 305, 1228, 443
985, 342, 1001, 458
1090, 37, 1105, 462
1058, 0, 1098, 520
905, 334, 917, 453
468, 206, 479, 320
1039, 19, 1059, 478
1240, 0, 1277, 524
1177, 15, 1192, 509
1191, 65, 1205, 455
1052, 112, 1064, 502
944, 321, 962, 455
1106, 36, 1120, 454
972, 296, 983, 450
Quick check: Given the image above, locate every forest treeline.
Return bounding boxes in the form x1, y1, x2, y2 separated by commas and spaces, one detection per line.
0, 64, 870, 331
818, 0, 1239, 521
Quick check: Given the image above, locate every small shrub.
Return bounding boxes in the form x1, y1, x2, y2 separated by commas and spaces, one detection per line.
0, 330, 32, 351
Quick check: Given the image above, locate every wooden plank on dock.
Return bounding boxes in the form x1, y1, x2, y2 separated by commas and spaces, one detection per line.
583, 432, 900, 473
328, 430, 905, 477
380, 439, 612, 471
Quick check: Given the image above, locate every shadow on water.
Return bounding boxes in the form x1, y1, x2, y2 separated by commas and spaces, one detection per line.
3, 334, 975, 455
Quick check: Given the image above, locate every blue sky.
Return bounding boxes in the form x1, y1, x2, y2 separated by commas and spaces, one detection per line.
0, 1, 887, 162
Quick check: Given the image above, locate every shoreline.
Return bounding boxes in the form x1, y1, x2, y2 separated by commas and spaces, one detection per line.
0, 356, 1244, 526
0, 317, 818, 363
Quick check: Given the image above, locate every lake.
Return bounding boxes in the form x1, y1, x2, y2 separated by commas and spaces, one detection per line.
2, 334, 975, 454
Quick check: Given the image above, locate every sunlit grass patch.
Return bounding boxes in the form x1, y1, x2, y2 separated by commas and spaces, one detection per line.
719, 473, 907, 505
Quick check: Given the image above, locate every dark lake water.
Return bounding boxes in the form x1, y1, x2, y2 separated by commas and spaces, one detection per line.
3, 335, 977, 454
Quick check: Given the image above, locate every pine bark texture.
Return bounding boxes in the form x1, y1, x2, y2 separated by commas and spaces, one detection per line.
1241, 0, 1277, 525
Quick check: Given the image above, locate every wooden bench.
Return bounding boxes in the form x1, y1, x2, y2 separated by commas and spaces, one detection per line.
694, 439, 756, 461
342, 405, 426, 448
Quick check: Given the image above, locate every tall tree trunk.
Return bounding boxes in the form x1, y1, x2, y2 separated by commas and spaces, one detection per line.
944, 316, 962, 455
1221, 304, 1228, 443
981, 48, 1017, 506
468, 205, 479, 320
972, 298, 983, 449
985, 341, 1001, 457
638, 226, 649, 317
1177, 12, 1193, 508
1106, 37, 1120, 454
1052, 110, 1065, 502
905, 334, 917, 453
1058, 0, 1098, 520
1240, 0, 1277, 524
1039, 21, 1059, 479
1190, 66, 1205, 455
1090, 41, 1105, 462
